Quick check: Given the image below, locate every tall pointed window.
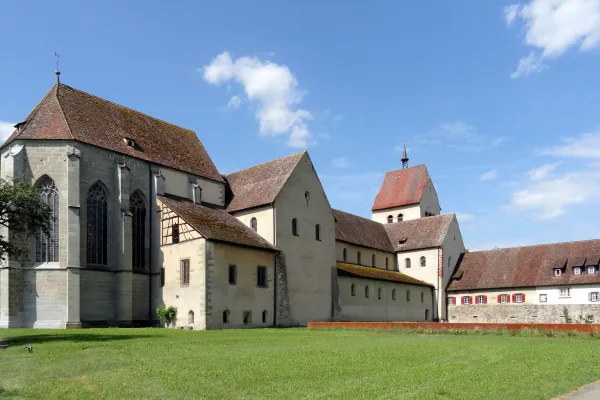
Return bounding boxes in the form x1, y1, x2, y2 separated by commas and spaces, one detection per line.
130, 191, 146, 269
87, 182, 108, 265
36, 177, 59, 262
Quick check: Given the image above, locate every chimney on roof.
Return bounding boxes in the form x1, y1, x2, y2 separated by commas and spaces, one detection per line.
401, 144, 409, 169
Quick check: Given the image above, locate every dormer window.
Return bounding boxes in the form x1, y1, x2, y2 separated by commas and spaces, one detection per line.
574, 267, 582, 275
588, 266, 596, 274
554, 269, 562, 277
398, 237, 408, 245
124, 138, 142, 151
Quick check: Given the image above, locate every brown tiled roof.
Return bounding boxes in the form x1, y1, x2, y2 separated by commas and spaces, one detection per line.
158, 195, 277, 252
4, 84, 224, 182
224, 152, 305, 212
372, 165, 431, 211
337, 262, 433, 287
333, 209, 394, 252
385, 214, 454, 252
447, 239, 600, 291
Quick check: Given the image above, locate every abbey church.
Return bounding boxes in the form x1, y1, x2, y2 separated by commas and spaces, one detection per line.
1, 82, 599, 329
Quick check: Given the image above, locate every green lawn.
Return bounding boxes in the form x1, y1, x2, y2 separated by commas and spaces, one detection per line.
1, 328, 599, 399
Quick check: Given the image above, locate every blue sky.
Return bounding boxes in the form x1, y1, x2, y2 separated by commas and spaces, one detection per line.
1, 0, 600, 250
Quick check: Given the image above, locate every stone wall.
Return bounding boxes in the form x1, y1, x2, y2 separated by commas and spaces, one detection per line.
449, 304, 600, 324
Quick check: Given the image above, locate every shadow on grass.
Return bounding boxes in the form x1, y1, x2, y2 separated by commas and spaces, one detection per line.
6, 333, 161, 346
0, 387, 19, 398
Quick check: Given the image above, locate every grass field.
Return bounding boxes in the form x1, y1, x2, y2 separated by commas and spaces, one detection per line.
1, 328, 600, 399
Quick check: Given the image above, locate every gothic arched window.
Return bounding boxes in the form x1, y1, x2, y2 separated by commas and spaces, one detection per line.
36, 177, 59, 262
87, 182, 108, 265
130, 191, 146, 269
250, 217, 258, 231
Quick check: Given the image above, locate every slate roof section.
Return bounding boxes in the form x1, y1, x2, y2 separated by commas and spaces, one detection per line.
333, 209, 394, 252
4, 84, 224, 182
224, 152, 305, 212
384, 214, 454, 252
447, 239, 600, 291
158, 195, 277, 252
372, 164, 431, 211
337, 262, 434, 287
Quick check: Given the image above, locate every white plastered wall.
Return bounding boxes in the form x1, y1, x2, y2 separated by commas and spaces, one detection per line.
231, 206, 275, 245
335, 242, 397, 270
161, 167, 225, 207
372, 204, 421, 224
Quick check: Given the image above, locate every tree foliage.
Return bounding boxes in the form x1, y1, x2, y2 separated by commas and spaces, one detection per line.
157, 305, 178, 327
0, 179, 52, 259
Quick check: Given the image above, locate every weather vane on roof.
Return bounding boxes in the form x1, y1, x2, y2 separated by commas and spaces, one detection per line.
55, 52, 61, 84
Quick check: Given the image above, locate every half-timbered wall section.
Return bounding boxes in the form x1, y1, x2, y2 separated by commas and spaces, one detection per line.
158, 199, 201, 245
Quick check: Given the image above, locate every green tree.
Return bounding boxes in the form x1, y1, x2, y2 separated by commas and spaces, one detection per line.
0, 179, 53, 259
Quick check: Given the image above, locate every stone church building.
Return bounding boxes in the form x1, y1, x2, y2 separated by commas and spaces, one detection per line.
1, 82, 597, 329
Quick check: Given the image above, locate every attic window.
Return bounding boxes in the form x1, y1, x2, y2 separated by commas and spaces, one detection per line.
398, 237, 408, 244
554, 268, 562, 277
124, 138, 142, 151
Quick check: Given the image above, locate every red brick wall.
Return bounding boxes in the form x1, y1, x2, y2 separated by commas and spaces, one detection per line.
307, 321, 600, 333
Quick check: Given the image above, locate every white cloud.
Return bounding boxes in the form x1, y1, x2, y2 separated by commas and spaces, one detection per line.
331, 157, 349, 168
526, 162, 562, 180
416, 121, 506, 152
455, 212, 475, 222
507, 163, 600, 219
507, 0, 600, 77
504, 4, 521, 25
0, 121, 15, 143
202, 52, 313, 148
510, 52, 547, 78
479, 169, 499, 181
227, 95, 242, 109
539, 131, 600, 158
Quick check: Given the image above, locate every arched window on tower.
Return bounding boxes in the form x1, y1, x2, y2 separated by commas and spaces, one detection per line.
387, 215, 393, 223
398, 214, 404, 222
87, 182, 108, 265
405, 258, 411, 268
420, 256, 427, 267
130, 191, 147, 269
250, 217, 257, 231
36, 177, 59, 262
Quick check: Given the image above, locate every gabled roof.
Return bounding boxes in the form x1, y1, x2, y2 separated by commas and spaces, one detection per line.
385, 214, 454, 252
224, 152, 305, 212
372, 164, 431, 211
447, 239, 600, 292
333, 209, 394, 252
4, 84, 224, 182
337, 262, 433, 287
158, 195, 277, 252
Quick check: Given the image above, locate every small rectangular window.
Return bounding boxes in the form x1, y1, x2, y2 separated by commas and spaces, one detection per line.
500, 294, 508, 304
257, 266, 267, 288
463, 296, 471, 305
243, 310, 252, 325
574, 267, 581, 275
172, 224, 180, 244
180, 259, 190, 286
539, 294, 547, 303
591, 292, 599, 302
554, 269, 562, 277
477, 295, 485, 304
559, 287, 570, 298
588, 266, 596, 274
228, 264, 237, 285
515, 293, 523, 303
160, 267, 165, 287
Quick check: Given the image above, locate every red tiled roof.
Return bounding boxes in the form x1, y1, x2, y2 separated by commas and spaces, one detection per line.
447, 239, 600, 291
372, 165, 431, 211
224, 152, 305, 212
333, 209, 394, 252
158, 195, 277, 252
384, 214, 454, 252
337, 262, 433, 287
3, 84, 224, 182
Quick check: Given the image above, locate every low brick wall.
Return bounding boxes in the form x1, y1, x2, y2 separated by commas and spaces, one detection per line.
307, 321, 600, 333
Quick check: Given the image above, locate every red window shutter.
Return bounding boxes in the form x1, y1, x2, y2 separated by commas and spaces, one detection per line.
497, 295, 501, 303
461, 296, 464, 304
506, 294, 510, 303
469, 296, 473, 304
512, 294, 516, 303
521, 294, 525, 303
484, 296, 488, 304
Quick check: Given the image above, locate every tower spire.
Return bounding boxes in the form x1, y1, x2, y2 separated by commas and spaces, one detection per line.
401, 143, 409, 169
54, 52, 61, 84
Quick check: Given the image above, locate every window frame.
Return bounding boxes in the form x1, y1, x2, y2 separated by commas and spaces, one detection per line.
392, 289, 396, 300
407, 290, 411, 302
398, 213, 403, 222
315, 224, 321, 241
256, 265, 268, 288
180, 258, 190, 286
500, 294, 508, 304
574, 267, 581, 275
228, 264, 237, 285
357, 251, 361, 265
591, 292, 599, 302
588, 266, 596, 274
130, 190, 147, 270
387, 215, 393, 223
422, 292, 425, 303
515, 293, 523, 303
86, 181, 109, 265
559, 287, 571, 298
171, 223, 180, 244
554, 268, 562, 277
343, 248, 347, 262
463, 296, 471, 305
420, 256, 426, 267
292, 218, 299, 236
365, 286, 370, 298
405, 258, 411, 269
477, 295, 485, 304
351, 284, 356, 297
250, 217, 258, 231
36, 177, 60, 263
372, 254, 376, 267
539, 294, 547, 303
378, 288, 382, 300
